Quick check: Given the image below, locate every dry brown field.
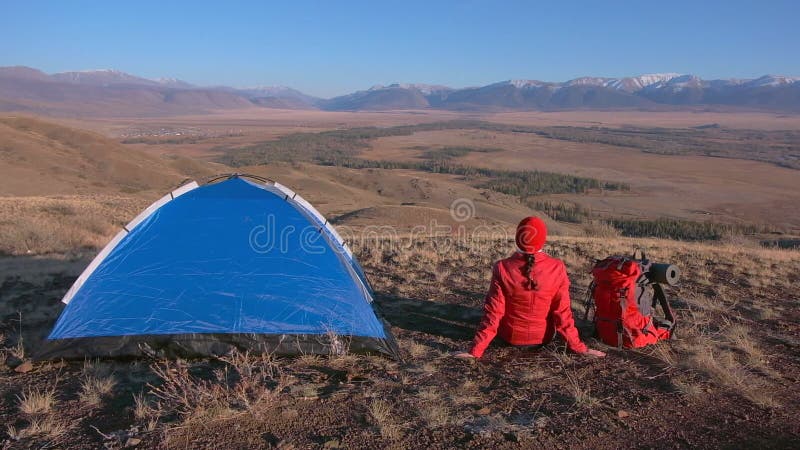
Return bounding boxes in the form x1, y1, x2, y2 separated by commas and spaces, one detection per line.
1, 110, 799, 448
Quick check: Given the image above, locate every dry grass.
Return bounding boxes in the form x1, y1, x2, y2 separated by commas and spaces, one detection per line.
133, 391, 156, 420
688, 348, 777, 408
16, 386, 56, 415
322, 326, 351, 357
10, 382, 68, 442
404, 339, 430, 359
672, 378, 704, 398
368, 398, 402, 441
0, 195, 147, 255
79, 375, 117, 407
649, 342, 678, 367
520, 367, 548, 382
419, 403, 451, 428
146, 351, 287, 425
450, 378, 483, 406
354, 235, 798, 413
296, 353, 322, 366
723, 323, 774, 376
6, 415, 67, 441
565, 374, 599, 408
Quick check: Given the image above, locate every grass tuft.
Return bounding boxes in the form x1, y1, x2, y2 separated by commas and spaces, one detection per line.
368, 398, 402, 441
17, 386, 56, 415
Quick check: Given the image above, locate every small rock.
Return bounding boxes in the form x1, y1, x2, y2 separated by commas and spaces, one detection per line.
5, 355, 22, 368
617, 410, 630, 419
476, 407, 491, 415
14, 361, 33, 373
323, 439, 341, 449
125, 437, 142, 447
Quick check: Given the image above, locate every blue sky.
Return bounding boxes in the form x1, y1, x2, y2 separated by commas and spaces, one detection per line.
1, 0, 798, 97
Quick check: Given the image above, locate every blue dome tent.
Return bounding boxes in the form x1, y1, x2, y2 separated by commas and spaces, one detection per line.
39, 174, 400, 359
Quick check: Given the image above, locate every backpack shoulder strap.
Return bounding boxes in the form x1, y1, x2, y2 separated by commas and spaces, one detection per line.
583, 281, 596, 321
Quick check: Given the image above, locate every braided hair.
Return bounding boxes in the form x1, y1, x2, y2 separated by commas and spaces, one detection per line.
523, 253, 538, 290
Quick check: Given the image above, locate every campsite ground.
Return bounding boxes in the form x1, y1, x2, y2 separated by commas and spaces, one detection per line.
1, 237, 799, 449
1, 108, 799, 448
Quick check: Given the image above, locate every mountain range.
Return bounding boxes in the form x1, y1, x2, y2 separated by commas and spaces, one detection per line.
1, 66, 799, 116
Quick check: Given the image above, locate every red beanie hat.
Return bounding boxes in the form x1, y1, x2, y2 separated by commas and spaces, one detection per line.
515, 216, 547, 253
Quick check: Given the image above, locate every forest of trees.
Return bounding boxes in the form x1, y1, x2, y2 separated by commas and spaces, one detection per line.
529, 201, 593, 223
608, 217, 762, 241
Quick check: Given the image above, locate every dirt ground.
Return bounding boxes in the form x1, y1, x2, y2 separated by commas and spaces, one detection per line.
1, 237, 798, 449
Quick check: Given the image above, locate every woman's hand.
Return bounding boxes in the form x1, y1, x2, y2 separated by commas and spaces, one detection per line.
452, 351, 476, 359
583, 348, 606, 358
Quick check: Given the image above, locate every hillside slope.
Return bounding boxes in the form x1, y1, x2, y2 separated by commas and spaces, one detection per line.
0, 116, 207, 196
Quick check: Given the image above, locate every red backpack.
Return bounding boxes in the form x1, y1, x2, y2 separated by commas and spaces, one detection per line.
584, 249, 678, 348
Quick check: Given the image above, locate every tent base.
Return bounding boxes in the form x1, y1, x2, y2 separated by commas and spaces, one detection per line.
36, 332, 401, 361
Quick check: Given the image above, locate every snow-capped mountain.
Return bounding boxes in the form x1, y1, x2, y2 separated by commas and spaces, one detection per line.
504, 80, 551, 89
2, 66, 799, 114
51, 69, 162, 87
560, 74, 684, 92
606, 73, 683, 92
368, 83, 453, 95
320, 73, 800, 111
156, 78, 195, 89
743, 75, 800, 88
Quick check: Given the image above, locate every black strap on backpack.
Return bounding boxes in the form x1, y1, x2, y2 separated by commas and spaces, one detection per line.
652, 283, 677, 338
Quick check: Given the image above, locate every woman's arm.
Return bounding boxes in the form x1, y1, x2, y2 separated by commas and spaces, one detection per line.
550, 263, 588, 354
468, 263, 507, 358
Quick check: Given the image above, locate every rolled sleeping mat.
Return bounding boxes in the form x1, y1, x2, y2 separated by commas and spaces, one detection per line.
648, 263, 680, 286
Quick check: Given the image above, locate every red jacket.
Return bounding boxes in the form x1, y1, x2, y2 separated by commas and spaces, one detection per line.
469, 251, 587, 357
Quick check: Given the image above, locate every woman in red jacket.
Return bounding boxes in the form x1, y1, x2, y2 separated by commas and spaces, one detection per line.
455, 217, 605, 359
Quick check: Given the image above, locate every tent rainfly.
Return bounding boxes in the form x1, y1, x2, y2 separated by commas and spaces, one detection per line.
39, 174, 400, 359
